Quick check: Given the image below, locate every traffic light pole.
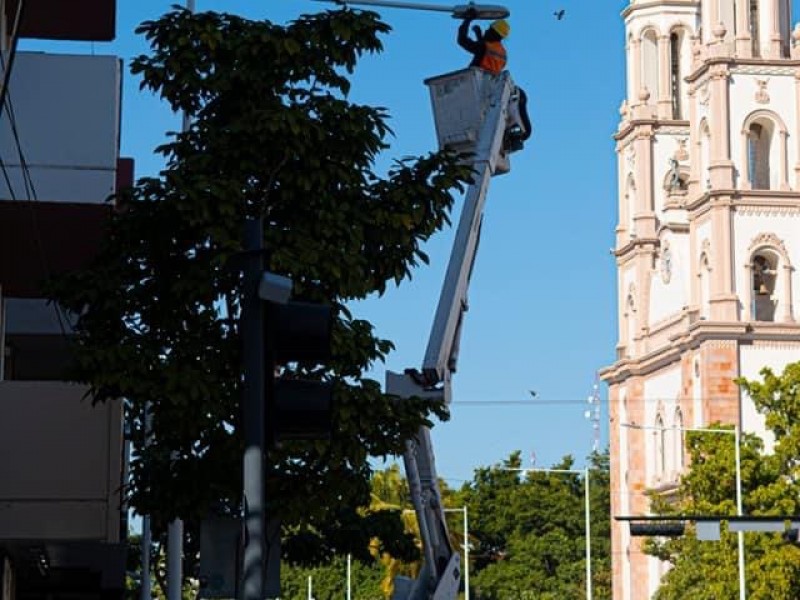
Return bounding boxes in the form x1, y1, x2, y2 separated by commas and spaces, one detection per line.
242, 217, 266, 600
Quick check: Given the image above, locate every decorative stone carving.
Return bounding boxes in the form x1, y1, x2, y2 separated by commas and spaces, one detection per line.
755, 79, 770, 104
748, 232, 792, 265
659, 241, 673, 284
626, 145, 636, 169
732, 65, 795, 76
700, 239, 712, 269
737, 205, 800, 217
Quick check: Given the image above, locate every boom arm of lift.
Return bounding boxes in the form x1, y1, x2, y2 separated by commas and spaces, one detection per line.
386, 69, 528, 600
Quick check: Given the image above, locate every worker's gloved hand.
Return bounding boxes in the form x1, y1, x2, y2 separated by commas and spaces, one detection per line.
464, 7, 478, 20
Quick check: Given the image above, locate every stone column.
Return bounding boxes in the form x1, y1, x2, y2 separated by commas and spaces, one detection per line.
735, 0, 752, 56
631, 39, 642, 105
634, 128, 657, 238
779, 130, 790, 190
740, 129, 751, 189
658, 35, 672, 118
709, 66, 735, 188
617, 139, 628, 247
710, 203, 739, 320
688, 85, 701, 195
782, 264, 794, 321
744, 263, 754, 320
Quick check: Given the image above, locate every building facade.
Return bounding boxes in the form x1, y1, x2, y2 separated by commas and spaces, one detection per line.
0, 1, 131, 598
601, 0, 800, 597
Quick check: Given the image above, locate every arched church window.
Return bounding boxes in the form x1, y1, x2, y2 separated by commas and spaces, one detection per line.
752, 253, 778, 321
641, 30, 659, 104
670, 33, 682, 119
750, 0, 761, 57
748, 121, 773, 189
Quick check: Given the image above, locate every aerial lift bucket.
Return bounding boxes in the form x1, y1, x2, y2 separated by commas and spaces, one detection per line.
424, 67, 495, 155
424, 67, 529, 175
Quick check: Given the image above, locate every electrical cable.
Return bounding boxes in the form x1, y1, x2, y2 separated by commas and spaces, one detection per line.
0, 0, 23, 124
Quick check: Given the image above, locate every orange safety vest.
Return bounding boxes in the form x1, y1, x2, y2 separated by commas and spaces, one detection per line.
479, 41, 507, 74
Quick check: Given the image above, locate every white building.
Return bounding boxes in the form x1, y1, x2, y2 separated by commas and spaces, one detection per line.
600, 0, 800, 597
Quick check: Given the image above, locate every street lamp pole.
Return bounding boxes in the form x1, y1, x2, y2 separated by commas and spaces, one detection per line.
505, 468, 592, 600
621, 423, 745, 600
734, 425, 745, 600
584, 467, 592, 600
443, 507, 469, 600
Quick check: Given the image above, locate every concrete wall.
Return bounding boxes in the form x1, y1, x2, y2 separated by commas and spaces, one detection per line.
0, 52, 120, 204
0, 381, 122, 542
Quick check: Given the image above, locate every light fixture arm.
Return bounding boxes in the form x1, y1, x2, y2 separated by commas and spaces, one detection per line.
312, 0, 510, 19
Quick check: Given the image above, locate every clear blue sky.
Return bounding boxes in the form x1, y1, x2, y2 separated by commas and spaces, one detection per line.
22, 0, 632, 483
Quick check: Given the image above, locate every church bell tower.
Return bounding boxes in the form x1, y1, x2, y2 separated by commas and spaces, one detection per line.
602, 0, 800, 597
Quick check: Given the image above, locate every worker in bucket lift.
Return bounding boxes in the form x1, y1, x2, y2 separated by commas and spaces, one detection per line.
457, 9, 509, 75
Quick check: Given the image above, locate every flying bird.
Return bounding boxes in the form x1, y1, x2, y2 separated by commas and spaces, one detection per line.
554, 9, 565, 20
529, 390, 537, 398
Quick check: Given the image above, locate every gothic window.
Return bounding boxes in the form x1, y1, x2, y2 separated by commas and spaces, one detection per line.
751, 252, 778, 321
674, 408, 685, 472
654, 413, 666, 479
748, 121, 772, 189
670, 33, 682, 119
780, 0, 791, 57
750, 0, 760, 57
641, 30, 659, 103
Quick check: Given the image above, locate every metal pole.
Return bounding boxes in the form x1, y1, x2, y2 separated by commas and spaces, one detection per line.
584, 468, 592, 600
167, 519, 183, 600
168, 2, 195, 593
242, 218, 266, 600
735, 425, 745, 600
346, 554, 351, 600
307, 575, 313, 600
463, 506, 469, 600
141, 402, 153, 600
141, 515, 151, 600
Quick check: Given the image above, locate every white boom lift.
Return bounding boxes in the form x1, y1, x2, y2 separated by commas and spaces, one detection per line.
387, 66, 530, 600
312, 2, 528, 598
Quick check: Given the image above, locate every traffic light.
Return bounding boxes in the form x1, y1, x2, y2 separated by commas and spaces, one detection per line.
265, 299, 334, 445
629, 521, 685, 537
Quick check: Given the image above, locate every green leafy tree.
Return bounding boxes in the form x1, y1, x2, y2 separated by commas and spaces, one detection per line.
646, 362, 800, 599
52, 4, 470, 553
456, 451, 611, 600
280, 555, 385, 600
